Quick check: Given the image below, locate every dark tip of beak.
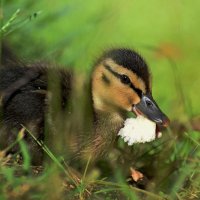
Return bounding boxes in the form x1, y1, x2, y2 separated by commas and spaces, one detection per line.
162, 117, 170, 127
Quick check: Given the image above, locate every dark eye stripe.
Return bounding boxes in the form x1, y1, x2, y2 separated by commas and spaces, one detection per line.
104, 64, 142, 97
104, 64, 120, 78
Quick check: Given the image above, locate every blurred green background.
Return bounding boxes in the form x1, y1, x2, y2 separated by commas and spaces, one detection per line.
3, 0, 200, 120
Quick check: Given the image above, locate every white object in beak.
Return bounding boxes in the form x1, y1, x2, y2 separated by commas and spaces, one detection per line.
118, 115, 158, 145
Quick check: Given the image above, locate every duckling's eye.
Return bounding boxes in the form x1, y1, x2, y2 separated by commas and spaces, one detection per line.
120, 75, 131, 84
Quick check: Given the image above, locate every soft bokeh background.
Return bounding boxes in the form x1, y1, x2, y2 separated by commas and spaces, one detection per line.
1, 0, 200, 199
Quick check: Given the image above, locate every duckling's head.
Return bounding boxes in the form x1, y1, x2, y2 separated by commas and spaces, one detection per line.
92, 48, 169, 127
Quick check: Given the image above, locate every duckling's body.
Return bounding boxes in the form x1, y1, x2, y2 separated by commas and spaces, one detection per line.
0, 61, 72, 164
0, 46, 169, 165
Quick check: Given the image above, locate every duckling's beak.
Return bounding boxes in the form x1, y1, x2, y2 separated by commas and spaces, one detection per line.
133, 93, 170, 127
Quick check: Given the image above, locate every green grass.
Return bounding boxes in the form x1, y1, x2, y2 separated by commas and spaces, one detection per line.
0, 0, 200, 199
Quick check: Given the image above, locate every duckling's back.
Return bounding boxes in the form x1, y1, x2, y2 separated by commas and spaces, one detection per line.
0, 46, 73, 165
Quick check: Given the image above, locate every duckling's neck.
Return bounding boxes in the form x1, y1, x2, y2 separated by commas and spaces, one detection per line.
84, 108, 125, 160
94, 109, 125, 131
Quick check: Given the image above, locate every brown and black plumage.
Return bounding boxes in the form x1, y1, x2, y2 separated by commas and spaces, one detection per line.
0, 45, 169, 165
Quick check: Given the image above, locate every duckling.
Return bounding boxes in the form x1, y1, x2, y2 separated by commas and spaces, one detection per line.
82, 48, 170, 159
0, 46, 169, 165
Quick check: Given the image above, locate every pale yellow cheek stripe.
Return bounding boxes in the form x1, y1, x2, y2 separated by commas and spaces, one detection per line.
105, 59, 147, 93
